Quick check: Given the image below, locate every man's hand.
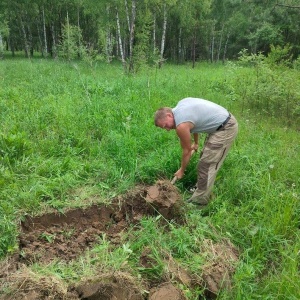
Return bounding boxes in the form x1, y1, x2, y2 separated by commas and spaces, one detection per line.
174, 168, 185, 179
192, 143, 198, 151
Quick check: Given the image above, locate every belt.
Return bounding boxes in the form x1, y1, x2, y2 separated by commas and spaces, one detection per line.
216, 113, 231, 131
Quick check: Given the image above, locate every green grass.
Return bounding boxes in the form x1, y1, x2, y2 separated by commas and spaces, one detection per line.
0, 58, 299, 299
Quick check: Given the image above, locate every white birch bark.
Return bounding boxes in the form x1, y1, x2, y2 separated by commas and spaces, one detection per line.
124, 0, 131, 33
77, 4, 81, 57
20, 17, 30, 58
37, 23, 43, 54
116, 7, 126, 68
178, 27, 182, 62
159, 3, 167, 67
51, 23, 57, 58
27, 24, 33, 56
0, 33, 3, 59
106, 33, 111, 62
42, 7, 48, 57
105, 6, 112, 63
211, 23, 215, 63
192, 29, 196, 68
217, 23, 224, 62
223, 33, 230, 63
153, 15, 156, 54
129, 0, 136, 71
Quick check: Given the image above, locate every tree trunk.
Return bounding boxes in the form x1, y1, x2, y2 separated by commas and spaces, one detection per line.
217, 24, 224, 62
222, 33, 230, 64
105, 6, 113, 63
37, 23, 43, 55
77, 4, 81, 58
123, 36, 127, 58
51, 23, 57, 58
178, 27, 183, 63
27, 24, 33, 57
116, 7, 126, 70
192, 27, 196, 68
7, 34, 15, 57
159, 3, 167, 68
124, 0, 131, 33
20, 17, 30, 58
129, 0, 136, 72
0, 33, 3, 59
106, 32, 112, 63
210, 24, 215, 63
153, 15, 156, 54
42, 7, 48, 57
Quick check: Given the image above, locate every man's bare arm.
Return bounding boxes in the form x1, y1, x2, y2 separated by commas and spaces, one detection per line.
174, 122, 194, 178
193, 133, 199, 151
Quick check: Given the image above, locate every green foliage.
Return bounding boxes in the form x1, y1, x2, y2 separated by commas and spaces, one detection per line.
131, 9, 153, 72
249, 23, 283, 52
59, 21, 87, 61
2, 0, 300, 64
0, 132, 32, 165
293, 56, 300, 70
0, 215, 17, 257
266, 44, 293, 67
0, 15, 9, 37
0, 59, 299, 299
0, 15, 9, 58
223, 48, 300, 118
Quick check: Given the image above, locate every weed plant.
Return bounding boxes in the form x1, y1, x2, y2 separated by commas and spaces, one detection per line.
0, 57, 299, 299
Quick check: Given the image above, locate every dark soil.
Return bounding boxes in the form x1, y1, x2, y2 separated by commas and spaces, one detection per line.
0, 181, 239, 300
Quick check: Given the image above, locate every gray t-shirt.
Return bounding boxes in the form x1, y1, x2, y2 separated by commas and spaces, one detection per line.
172, 98, 229, 133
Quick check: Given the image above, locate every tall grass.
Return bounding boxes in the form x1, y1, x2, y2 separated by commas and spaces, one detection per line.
0, 58, 299, 299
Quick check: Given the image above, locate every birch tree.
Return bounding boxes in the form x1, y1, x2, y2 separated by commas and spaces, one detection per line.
1, 0, 300, 63
128, 0, 136, 72
116, 7, 126, 69
148, 0, 178, 67
0, 16, 9, 59
41, 6, 48, 57
159, 2, 167, 68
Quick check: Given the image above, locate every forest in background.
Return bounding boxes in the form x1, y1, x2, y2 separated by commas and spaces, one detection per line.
0, 0, 300, 72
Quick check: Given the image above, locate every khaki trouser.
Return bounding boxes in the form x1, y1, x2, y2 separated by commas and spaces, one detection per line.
188, 115, 238, 206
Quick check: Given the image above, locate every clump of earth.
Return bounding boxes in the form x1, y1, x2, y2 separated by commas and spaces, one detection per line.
0, 180, 239, 299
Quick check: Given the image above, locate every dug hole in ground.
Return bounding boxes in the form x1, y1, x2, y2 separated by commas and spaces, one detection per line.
0, 180, 239, 300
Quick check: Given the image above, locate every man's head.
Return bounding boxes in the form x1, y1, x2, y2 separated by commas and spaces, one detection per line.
154, 107, 175, 131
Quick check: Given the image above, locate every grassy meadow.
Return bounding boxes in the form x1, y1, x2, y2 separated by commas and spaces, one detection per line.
0, 56, 299, 299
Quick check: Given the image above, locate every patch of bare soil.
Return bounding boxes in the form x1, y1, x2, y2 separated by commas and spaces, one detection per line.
149, 282, 186, 300
75, 272, 144, 300
201, 239, 239, 298
0, 181, 239, 299
18, 181, 184, 265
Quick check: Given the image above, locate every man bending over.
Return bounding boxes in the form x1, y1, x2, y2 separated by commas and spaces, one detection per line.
154, 97, 238, 208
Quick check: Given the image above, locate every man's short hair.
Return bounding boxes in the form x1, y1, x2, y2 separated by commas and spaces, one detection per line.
154, 107, 172, 126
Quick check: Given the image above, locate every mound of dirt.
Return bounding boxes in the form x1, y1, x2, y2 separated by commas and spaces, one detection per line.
201, 239, 239, 297
0, 182, 240, 299
0, 264, 77, 300
75, 272, 144, 300
146, 180, 181, 209
149, 282, 186, 300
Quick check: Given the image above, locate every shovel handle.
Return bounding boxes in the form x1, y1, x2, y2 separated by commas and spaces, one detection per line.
171, 176, 178, 184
